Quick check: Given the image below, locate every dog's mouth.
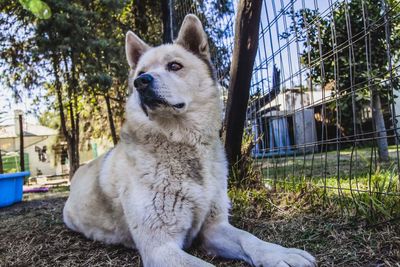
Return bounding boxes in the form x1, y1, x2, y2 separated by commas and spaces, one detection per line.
138, 91, 185, 116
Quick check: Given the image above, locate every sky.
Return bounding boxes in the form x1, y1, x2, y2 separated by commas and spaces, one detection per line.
252, 0, 335, 95
0, 88, 42, 125
0, 13, 42, 126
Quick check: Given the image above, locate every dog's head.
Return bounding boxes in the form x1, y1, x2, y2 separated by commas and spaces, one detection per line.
124, 14, 221, 142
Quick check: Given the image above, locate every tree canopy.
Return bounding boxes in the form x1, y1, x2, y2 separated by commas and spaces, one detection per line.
0, 0, 234, 175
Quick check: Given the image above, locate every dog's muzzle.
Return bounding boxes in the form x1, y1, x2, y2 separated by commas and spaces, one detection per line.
134, 74, 167, 114
134, 73, 186, 115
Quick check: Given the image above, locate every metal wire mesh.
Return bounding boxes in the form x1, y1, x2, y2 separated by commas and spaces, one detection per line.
173, 0, 400, 220
247, 0, 400, 219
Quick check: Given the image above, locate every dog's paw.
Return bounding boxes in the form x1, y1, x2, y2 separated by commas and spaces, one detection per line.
253, 247, 316, 267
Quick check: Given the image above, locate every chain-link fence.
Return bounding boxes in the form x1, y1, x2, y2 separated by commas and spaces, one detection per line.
247, 0, 400, 221
172, 0, 400, 221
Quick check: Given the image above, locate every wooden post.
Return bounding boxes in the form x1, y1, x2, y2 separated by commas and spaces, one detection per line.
19, 114, 24, 172
224, 0, 262, 167
162, 0, 173, 43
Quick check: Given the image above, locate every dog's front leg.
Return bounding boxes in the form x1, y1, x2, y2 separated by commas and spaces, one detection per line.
201, 221, 316, 267
133, 229, 214, 267
121, 197, 214, 267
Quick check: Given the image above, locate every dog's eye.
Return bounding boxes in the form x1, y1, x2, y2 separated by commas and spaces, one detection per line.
137, 71, 145, 76
167, 62, 183, 71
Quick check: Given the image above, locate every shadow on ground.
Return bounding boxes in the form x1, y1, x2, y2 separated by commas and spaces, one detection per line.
0, 188, 399, 266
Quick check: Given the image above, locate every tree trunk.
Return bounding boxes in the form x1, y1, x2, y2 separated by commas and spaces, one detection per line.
67, 96, 79, 177
134, 0, 148, 36
224, 0, 262, 167
52, 53, 80, 178
52, 55, 70, 177
71, 54, 80, 175
64, 59, 77, 177
372, 92, 389, 161
61, 53, 81, 177
161, 0, 173, 43
105, 94, 118, 146
52, 55, 67, 143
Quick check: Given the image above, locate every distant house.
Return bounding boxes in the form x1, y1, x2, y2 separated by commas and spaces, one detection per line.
0, 120, 114, 176
0, 122, 58, 176
248, 87, 333, 156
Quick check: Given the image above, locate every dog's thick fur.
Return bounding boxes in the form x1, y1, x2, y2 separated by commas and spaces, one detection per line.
63, 15, 316, 267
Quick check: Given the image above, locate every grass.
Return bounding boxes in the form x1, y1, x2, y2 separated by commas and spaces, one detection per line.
260, 146, 400, 181
257, 145, 400, 223
229, 187, 400, 266
1, 186, 399, 266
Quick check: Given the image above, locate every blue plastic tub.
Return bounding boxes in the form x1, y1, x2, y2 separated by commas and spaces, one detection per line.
0, 171, 30, 208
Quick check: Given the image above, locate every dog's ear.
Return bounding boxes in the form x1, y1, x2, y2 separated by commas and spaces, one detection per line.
125, 31, 150, 69
175, 14, 210, 60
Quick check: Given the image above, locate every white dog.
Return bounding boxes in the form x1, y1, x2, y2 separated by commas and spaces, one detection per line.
63, 14, 316, 267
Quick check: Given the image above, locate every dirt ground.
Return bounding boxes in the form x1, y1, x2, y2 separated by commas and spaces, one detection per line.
0, 188, 399, 267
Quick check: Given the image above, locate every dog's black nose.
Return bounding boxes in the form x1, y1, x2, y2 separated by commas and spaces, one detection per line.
134, 74, 153, 90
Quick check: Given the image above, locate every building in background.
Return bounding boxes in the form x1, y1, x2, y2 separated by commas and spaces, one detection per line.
0, 122, 58, 175
0, 111, 113, 177
249, 88, 331, 156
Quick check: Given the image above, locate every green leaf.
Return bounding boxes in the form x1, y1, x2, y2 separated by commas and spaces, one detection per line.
19, 0, 52, 19
19, 0, 31, 10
